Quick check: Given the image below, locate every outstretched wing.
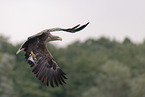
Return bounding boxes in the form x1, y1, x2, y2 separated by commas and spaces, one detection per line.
38, 22, 90, 34
21, 37, 67, 87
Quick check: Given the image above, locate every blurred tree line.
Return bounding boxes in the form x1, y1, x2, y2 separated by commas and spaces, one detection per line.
0, 34, 145, 97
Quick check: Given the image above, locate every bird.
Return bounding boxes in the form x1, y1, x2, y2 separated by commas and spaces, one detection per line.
16, 22, 89, 87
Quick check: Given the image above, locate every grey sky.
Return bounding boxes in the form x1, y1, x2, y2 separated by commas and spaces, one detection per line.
0, 0, 145, 46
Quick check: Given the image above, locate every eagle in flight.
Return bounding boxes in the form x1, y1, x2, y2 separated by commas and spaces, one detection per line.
16, 22, 89, 87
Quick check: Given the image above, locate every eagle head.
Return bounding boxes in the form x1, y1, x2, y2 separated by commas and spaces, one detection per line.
48, 33, 62, 42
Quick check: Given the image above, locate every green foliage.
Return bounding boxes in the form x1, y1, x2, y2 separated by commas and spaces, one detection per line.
0, 35, 145, 97
96, 61, 130, 97
0, 53, 15, 97
129, 74, 145, 97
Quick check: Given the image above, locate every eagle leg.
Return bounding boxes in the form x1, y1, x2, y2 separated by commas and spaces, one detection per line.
30, 51, 36, 58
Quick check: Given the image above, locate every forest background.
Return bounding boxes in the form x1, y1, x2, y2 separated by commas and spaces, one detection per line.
0, 34, 145, 97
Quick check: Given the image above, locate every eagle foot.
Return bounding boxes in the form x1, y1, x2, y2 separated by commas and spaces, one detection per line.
29, 51, 36, 58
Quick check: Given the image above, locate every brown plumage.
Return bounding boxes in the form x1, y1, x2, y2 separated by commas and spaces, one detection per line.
16, 22, 89, 87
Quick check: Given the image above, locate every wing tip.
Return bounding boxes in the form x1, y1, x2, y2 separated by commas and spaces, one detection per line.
35, 68, 67, 87
62, 22, 89, 33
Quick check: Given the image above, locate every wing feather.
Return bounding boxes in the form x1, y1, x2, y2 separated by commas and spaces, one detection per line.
22, 37, 67, 87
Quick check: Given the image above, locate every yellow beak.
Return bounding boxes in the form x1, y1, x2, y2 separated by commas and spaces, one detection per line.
58, 37, 63, 41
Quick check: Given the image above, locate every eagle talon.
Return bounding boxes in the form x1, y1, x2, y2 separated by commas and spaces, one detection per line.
29, 54, 32, 56
30, 51, 36, 58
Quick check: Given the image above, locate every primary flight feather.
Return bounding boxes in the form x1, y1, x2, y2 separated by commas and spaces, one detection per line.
16, 22, 89, 87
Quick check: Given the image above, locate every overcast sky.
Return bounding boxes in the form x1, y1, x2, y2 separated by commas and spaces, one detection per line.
0, 0, 145, 46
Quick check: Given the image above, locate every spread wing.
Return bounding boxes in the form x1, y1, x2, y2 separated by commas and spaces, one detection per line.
16, 22, 89, 87
21, 37, 67, 87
